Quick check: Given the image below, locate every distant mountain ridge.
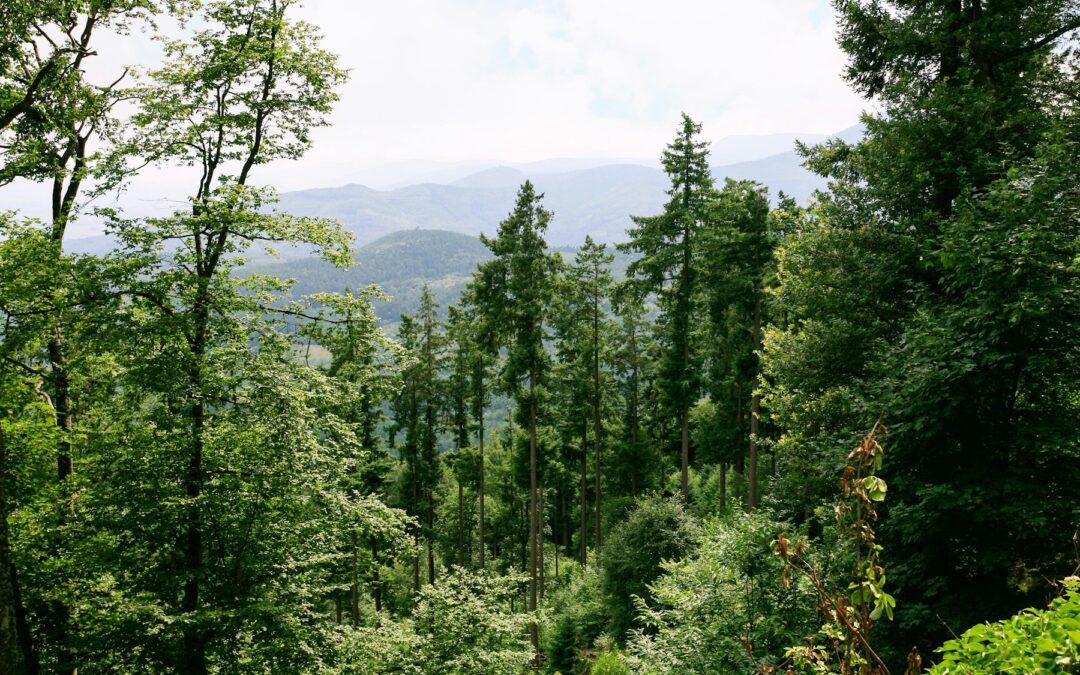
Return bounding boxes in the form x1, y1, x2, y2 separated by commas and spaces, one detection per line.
64, 124, 862, 253
273, 124, 862, 247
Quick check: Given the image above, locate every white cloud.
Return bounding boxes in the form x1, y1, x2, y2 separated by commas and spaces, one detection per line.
2, 0, 869, 230
279, 0, 867, 171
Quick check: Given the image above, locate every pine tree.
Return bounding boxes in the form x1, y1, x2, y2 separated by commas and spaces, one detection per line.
474, 181, 559, 656
565, 237, 615, 551
621, 113, 714, 504
699, 180, 774, 510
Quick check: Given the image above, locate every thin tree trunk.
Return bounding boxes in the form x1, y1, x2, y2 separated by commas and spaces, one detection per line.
721, 460, 730, 507
735, 380, 745, 476
478, 409, 485, 570
528, 370, 539, 655
0, 426, 38, 675
371, 536, 381, 615
539, 480, 545, 599
335, 591, 342, 626
47, 331, 75, 674
748, 299, 762, 512
457, 479, 465, 566
580, 419, 587, 565
679, 218, 693, 506
680, 402, 690, 504
426, 528, 435, 586
350, 530, 359, 627
593, 301, 602, 553
629, 321, 640, 503
411, 463, 420, 593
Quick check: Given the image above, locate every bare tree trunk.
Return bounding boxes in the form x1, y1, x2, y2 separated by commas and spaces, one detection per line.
719, 461, 727, 509
411, 463, 420, 593
748, 299, 762, 512
371, 536, 381, 615
735, 380, 745, 476
580, 419, 587, 565
539, 480, 545, 599
680, 402, 690, 504
592, 295, 603, 553
350, 531, 359, 627
426, 528, 435, 586
478, 412, 485, 570
629, 321, 640, 504
182, 302, 209, 675
457, 481, 464, 566
528, 371, 539, 656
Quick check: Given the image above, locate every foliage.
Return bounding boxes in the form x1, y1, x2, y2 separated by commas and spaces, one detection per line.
620, 113, 714, 502
600, 495, 697, 640
929, 578, 1080, 675
771, 420, 896, 675
336, 567, 535, 675
763, 1, 1080, 661
628, 512, 816, 674
544, 559, 607, 673
590, 645, 633, 675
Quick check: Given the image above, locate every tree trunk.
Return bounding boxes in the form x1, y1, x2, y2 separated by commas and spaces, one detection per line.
592, 291, 604, 554
719, 461, 727, 509
680, 402, 690, 504
478, 409, 485, 570
580, 419, 588, 565
735, 380, 745, 476
629, 322, 640, 503
0, 426, 38, 675
371, 536, 381, 615
350, 530, 359, 627
457, 481, 464, 567
539, 480, 545, 599
426, 531, 435, 586
411, 463, 420, 593
528, 370, 539, 655
748, 299, 762, 512
182, 304, 209, 675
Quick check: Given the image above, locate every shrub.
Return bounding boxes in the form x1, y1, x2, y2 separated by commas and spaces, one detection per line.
929, 577, 1080, 675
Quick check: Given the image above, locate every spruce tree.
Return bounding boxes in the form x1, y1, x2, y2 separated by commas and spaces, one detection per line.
621, 114, 713, 504
474, 181, 558, 656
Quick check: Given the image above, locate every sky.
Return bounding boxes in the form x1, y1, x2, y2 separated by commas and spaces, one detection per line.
2, 0, 871, 232
293, 0, 867, 168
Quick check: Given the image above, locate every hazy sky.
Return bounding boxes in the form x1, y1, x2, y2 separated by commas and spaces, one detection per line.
292, 0, 868, 166
3, 0, 872, 229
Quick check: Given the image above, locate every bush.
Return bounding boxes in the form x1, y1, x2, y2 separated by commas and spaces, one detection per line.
335, 567, 534, 674
929, 577, 1080, 675
628, 512, 817, 674
600, 495, 698, 640
590, 647, 632, 675
544, 559, 607, 673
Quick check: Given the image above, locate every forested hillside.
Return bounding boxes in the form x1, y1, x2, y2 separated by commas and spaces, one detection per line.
243, 229, 633, 325
1, 2, 1078, 675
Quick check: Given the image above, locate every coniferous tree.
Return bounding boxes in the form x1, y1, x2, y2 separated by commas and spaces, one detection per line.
564, 237, 615, 551
474, 181, 559, 655
621, 114, 714, 504
699, 180, 774, 510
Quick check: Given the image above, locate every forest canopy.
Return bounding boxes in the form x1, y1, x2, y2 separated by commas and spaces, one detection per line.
0, 1, 1078, 673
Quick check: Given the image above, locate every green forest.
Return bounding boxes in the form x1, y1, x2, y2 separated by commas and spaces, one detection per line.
1, 1, 1079, 673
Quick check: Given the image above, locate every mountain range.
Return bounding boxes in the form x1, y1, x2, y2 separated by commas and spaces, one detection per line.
274, 124, 861, 248
64, 124, 861, 254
